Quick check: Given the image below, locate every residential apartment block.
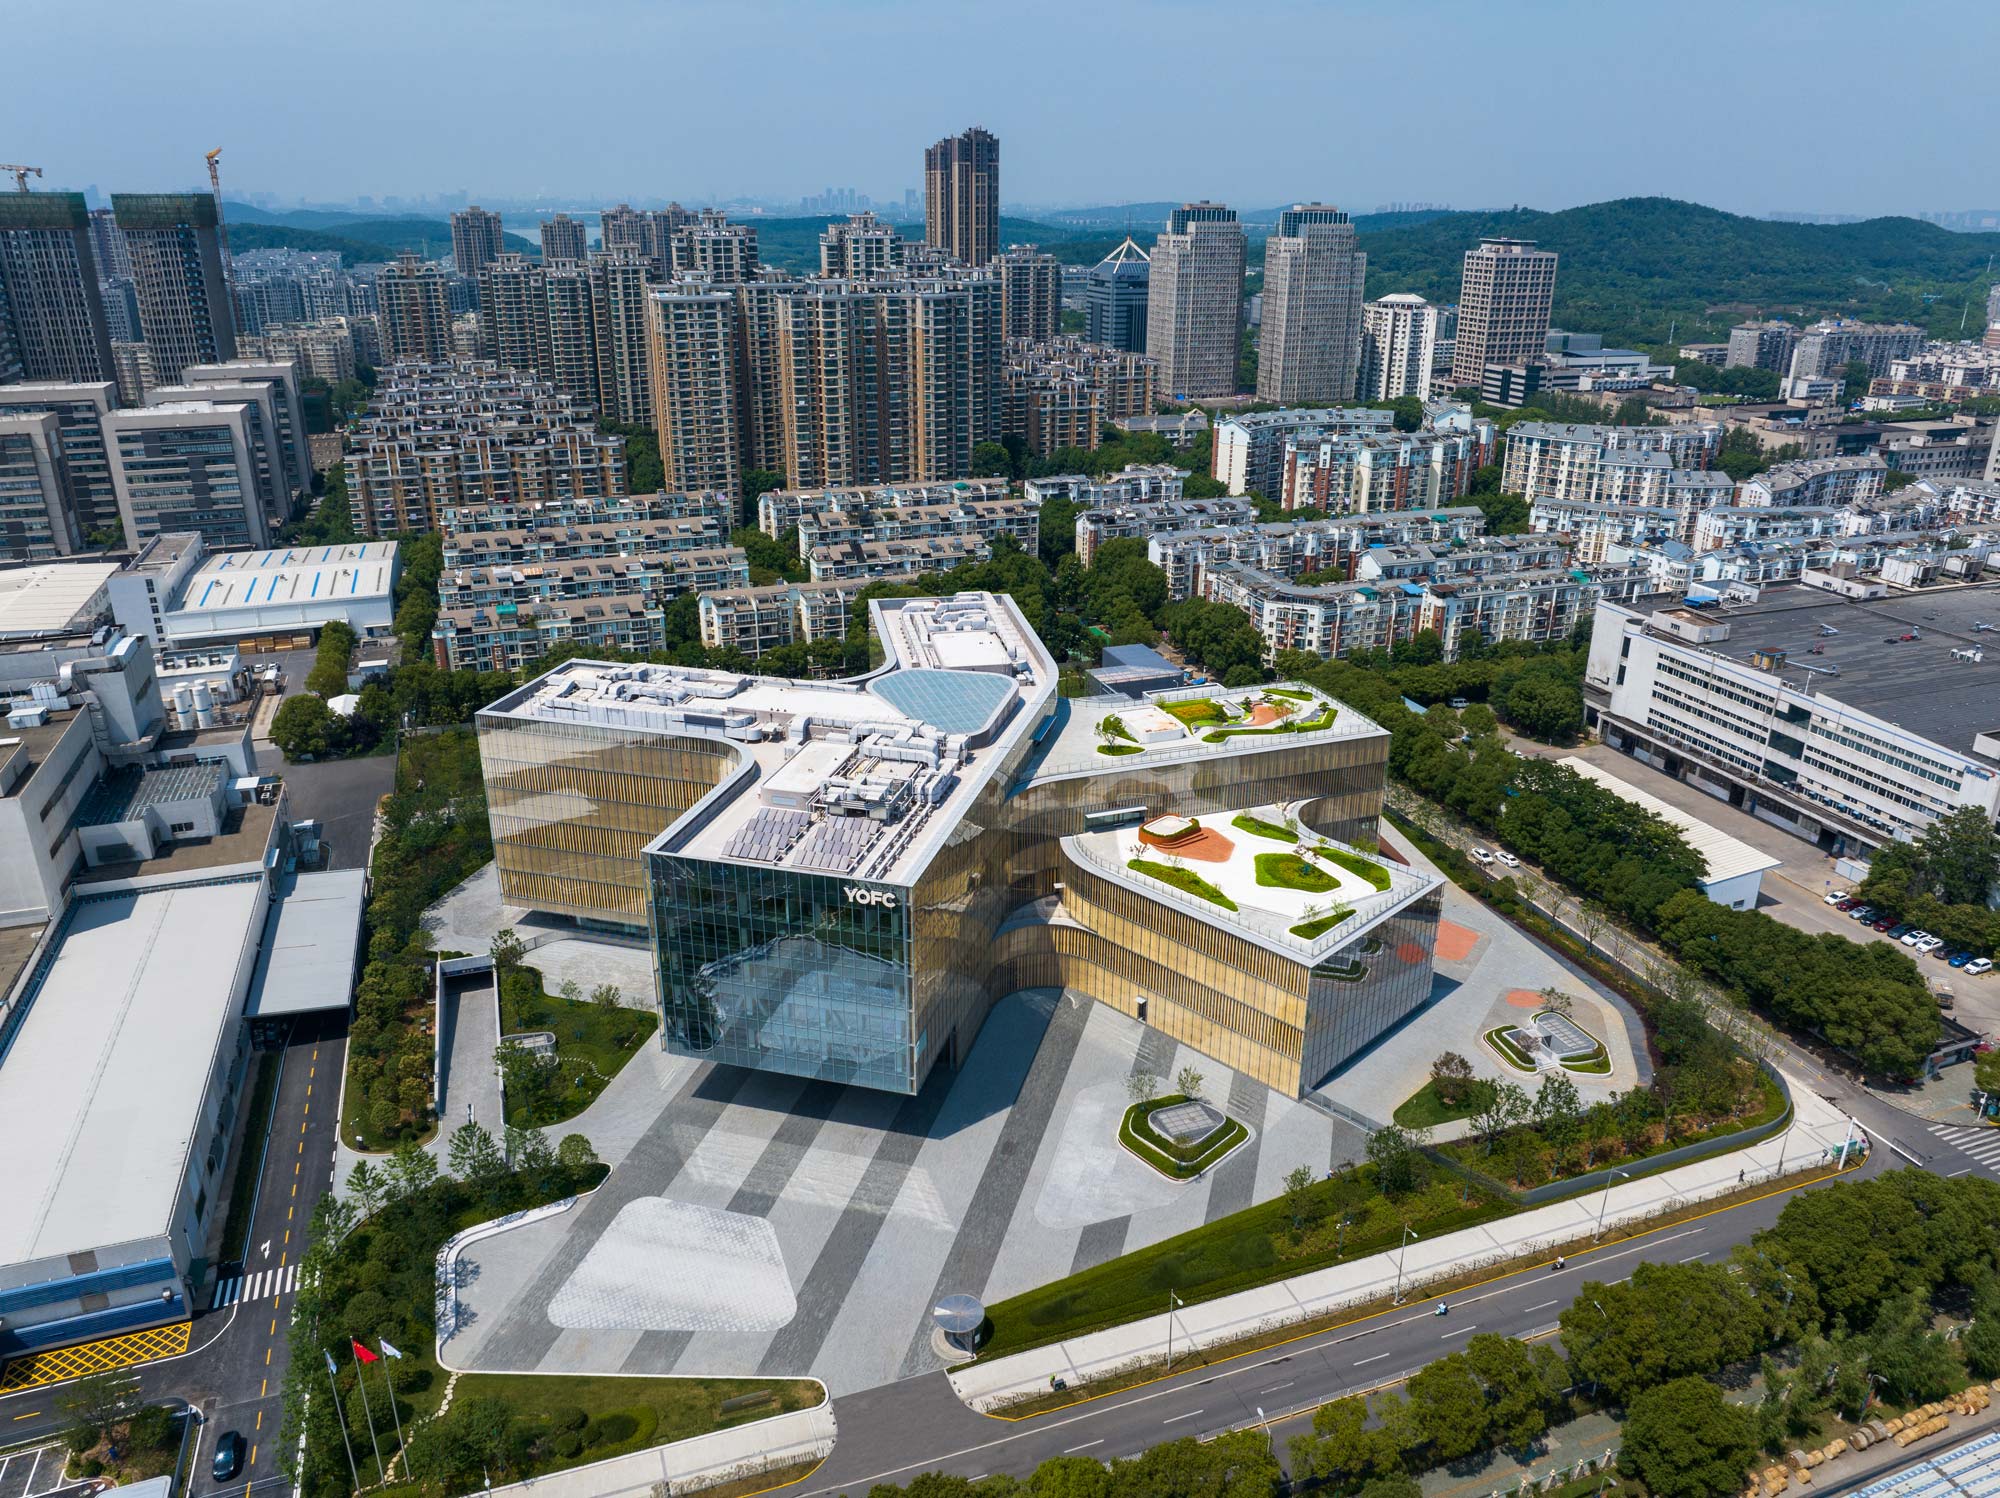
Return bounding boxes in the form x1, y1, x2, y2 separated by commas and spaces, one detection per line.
1147, 508, 1487, 600
1787, 320, 1926, 382
342, 362, 627, 535
435, 489, 733, 536
450, 207, 507, 282
993, 246, 1061, 342
1501, 421, 1723, 503
1739, 455, 1886, 508
924, 126, 1000, 267
442, 515, 730, 570
0, 192, 115, 385
1278, 424, 1493, 513
377, 255, 454, 363
698, 576, 902, 659
112, 194, 236, 384
540, 214, 588, 263
1147, 203, 1245, 399
1726, 321, 1802, 372
1257, 206, 1366, 405
758, 478, 1009, 536
819, 212, 907, 279
1360, 294, 1439, 401
806, 533, 987, 581
1212, 406, 1395, 498
1001, 336, 1160, 457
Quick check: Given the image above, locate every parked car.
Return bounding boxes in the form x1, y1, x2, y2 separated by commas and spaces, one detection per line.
1917, 936, 1945, 953
1497, 851, 1521, 868
1471, 847, 1494, 866
1949, 951, 1973, 968
1872, 917, 1896, 932
1932, 943, 1957, 959
212, 1432, 246, 1482
1850, 905, 1878, 921
1449, 697, 1469, 709
1900, 928, 1929, 946
1837, 897, 1861, 911
1825, 890, 1850, 906
1888, 923, 1914, 940
1966, 958, 1994, 976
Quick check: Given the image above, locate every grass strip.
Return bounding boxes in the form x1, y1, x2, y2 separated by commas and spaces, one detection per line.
1128, 857, 1237, 910
1291, 909, 1356, 940
1256, 851, 1341, 893
1097, 743, 1142, 756
1393, 1078, 1488, 1129
1120, 1097, 1248, 1179
1231, 812, 1297, 843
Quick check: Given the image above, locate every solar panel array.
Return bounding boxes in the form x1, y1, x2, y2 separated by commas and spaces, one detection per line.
792, 816, 879, 873
722, 808, 812, 863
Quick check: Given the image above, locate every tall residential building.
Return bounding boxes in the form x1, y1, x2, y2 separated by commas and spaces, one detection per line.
1147, 203, 1246, 399
378, 254, 453, 362
589, 250, 653, 424
1449, 237, 1557, 387
647, 286, 743, 496
923, 126, 1000, 267
113, 193, 237, 384
0, 382, 120, 536
541, 259, 601, 409
104, 400, 271, 549
540, 214, 588, 263
0, 412, 78, 559
1257, 205, 1367, 405
1787, 320, 1928, 382
993, 245, 1061, 342
670, 210, 759, 281
0, 192, 116, 385
819, 213, 906, 278
1726, 320, 1802, 373
1085, 237, 1150, 353
477, 254, 552, 371
87, 207, 132, 279
1360, 294, 1441, 401
601, 203, 691, 278
450, 206, 507, 281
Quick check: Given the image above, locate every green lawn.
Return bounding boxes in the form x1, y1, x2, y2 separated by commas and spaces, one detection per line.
1162, 698, 1231, 725
500, 966, 660, 1127
1097, 743, 1142, 756
1232, 812, 1296, 843
1129, 857, 1238, 911
1255, 851, 1341, 893
1393, 1079, 1489, 1129
1319, 845, 1393, 890
1202, 706, 1337, 742
1290, 908, 1356, 940
980, 1167, 1516, 1357
1485, 1025, 1540, 1072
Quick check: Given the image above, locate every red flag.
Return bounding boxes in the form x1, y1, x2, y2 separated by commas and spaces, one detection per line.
351, 1339, 379, 1364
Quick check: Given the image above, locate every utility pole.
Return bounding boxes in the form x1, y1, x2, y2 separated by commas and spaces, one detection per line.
1394, 1225, 1418, 1304
1593, 1169, 1630, 1242
1164, 1289, 1183, 1371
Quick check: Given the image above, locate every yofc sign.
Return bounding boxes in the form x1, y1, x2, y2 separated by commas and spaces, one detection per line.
843, 886, 898, 908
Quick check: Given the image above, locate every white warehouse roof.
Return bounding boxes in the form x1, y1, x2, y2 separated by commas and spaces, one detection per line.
1557, 757, 1783, 889
0, 878, 264, 1266
164, 542, 400, 642
0, 561, 121, 639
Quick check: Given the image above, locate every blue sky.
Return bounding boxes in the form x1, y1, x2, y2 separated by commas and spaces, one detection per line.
10, 0, 1997, 216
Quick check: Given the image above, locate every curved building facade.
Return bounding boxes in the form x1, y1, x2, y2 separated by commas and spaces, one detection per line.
476, 591, 1434, 1097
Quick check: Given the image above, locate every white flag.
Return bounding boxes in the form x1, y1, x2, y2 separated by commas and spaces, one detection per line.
378, 1337, 404, 1360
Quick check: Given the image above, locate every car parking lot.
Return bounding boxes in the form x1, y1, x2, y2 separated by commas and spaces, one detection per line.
0, 1441, 74, 1498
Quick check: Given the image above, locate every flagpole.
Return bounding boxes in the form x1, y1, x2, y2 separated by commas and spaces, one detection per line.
324, 1351, 361, 1495
378, 1342, 407, 1479
351, 1342, 386, 1485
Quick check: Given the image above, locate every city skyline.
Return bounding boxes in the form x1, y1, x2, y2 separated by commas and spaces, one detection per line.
8, 0, 1998, 219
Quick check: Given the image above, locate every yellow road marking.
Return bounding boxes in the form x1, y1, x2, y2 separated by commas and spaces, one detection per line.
260, 1379, 267, 1398
11, 1410, 41, 1420
264, 1348, 271, 1366
0, 1322, 190, 1392
255, 1411, 262, 1431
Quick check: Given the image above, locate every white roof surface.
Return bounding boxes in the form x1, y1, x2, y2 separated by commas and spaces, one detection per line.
0, 878, 262, 1265
246, 869, 366, 1018
180, 543, 399, 615
1557, 757, 1783, 887
0, 562, 120, 638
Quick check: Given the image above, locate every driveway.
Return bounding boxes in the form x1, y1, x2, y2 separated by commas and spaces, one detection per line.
277, 755, 395, 871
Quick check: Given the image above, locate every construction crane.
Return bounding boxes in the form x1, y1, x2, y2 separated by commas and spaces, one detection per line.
2, 163, 42, 193
204, 148, 234, 277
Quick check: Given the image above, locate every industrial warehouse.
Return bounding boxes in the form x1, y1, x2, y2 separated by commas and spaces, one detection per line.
477, 591, 1441, 1098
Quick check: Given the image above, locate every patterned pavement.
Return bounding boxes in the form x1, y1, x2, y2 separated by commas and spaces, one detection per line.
0, 1321, 189, 1393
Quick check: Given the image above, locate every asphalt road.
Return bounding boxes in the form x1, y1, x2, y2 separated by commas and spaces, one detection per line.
276, 756, 395, 872
0, 1020, 346, 1498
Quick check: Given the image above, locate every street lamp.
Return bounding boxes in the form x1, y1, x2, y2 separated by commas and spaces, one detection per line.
1593, 1169, 1630, 1243
1393, 1225, 1418, 1305
1164, 1290, 1185, 1372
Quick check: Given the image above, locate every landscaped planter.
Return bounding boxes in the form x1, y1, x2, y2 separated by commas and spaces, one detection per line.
1119, 1093, 1249, 1179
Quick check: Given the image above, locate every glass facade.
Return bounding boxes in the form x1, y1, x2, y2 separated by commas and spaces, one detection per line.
478, 709, 738, 928
650, 859, 916, 1091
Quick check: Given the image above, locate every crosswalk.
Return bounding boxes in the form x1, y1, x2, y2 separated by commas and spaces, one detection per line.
1926, 1123, 2000, 1176
212, 1262, 300, 1308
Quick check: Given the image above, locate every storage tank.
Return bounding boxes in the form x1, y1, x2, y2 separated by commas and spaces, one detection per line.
193, 680, 218, 728
174, 683, 196, 717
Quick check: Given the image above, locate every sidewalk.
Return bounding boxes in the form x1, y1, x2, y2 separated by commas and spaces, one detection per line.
947, 1077, 1857, 1410
471, 1401, 835, 1498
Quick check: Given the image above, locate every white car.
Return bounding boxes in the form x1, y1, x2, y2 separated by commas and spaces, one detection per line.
1471, 847, 1495, 866
1497, 851, 1521, 868
1901, 929, 1930, 947
1918, 936, 1946, 953
1823, 890, 1849, 906
1965, 958, 1993, 977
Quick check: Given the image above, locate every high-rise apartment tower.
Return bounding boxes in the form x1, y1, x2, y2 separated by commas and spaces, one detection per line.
1147, 203, 1245, 399
1256, 205, 1366, 404
1449, 237, 1557, 387
923, 127, 1000, 267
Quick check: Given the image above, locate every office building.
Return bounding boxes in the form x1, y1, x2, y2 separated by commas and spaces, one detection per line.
818, 213, 906, 278
0, 192, 116, 385
104, 401, 269, 549
993, 246, 1061, 342
1726, 321, 1802, 372
0, 412, 76, 559
1360, 294, 1440, 402
450, 206, 507, 282
0, 382, 120, 537
923, 126, 1000, 267
1147, 203, 1245, 399
112, 194, 236, 385
342, 362, 626, 535
1585, 586, 2000, 858
1257, 206, 1367, 405
1212, 406, 1396, 498
376, 255, 453, 362
180, 359, 311, 503
1449, 237, 1557, 387
476, 592, 1434, 1097
540, 214, 588, 263
1085, 237, 1151, 354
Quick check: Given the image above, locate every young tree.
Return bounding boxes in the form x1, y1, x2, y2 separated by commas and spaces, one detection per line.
1538, 987, 1575, 1018
1532, 1073, 1584, 1172
1619, 1376, 1758, 1498
1174, 1064, 1205, 1100
488, 927, 526, 975
1125, 1071, 1159, 1107
1366, 1124, 1425, 1197
1287, 1396, 1398, 1486
591, 982, 622, 1012
388, 1139, 439, 1199
496, 1040, 555, 1123
1430, 1051, 1474, 1107
557, 977, 582, 1005
505, 1125, 556, 1177
556, 1133, 599, 1175
346, 1159, 384, 1220
447, 1121, 505, 1183
1473, 1080, 1530, 1154
1282, 1164, 1319, 1232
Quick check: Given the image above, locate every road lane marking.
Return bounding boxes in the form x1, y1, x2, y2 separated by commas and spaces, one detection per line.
1679, 1253, 1708, 1263
1355, 1353, 1390, 1365
1163, 1410, 1202, 1423
1261, 1381, 1294, 1394
1525, 1300, 1560, 1311
10, 1410, 40, 1419
1064, 1440, 1103, 1453
1439, 1324, 1475, 1338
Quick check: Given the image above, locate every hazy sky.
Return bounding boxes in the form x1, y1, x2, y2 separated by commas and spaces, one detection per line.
12, 0, 1998, 217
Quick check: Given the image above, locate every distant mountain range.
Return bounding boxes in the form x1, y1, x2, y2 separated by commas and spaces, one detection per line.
224, 203, 537, 260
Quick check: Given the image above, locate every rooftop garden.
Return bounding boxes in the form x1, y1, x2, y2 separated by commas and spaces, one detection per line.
1256, 851, 1343, 894
1292, 906, 1356, 941
1128, 856, 1238, 911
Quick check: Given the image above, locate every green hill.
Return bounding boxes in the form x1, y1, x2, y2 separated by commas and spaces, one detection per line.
1353, 197, 2000, 345
226, 206, 535, 262
227, 222, 401, 262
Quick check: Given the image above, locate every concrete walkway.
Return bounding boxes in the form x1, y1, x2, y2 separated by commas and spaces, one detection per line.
424, 864, 658, 1009
473, 1400, 835, 1498
438, 971, 505, 1138
947, 1074, 1858, 1410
